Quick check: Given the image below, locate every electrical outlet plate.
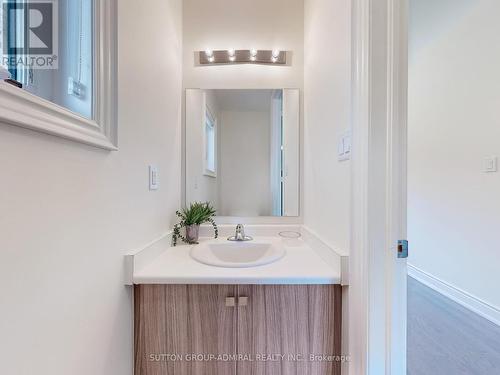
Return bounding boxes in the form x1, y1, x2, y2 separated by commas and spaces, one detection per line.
483, 156, 498, 173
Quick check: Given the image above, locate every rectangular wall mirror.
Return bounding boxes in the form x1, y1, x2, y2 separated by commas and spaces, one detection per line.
185, 89, 300, 217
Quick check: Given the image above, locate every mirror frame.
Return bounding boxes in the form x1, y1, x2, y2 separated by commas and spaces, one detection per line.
0, 0, 117, 150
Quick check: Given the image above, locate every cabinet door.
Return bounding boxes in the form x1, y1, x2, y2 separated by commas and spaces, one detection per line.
134, 284, 237, 375
237, 285, 342, 375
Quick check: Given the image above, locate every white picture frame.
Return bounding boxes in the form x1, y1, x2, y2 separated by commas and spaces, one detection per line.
0, 0, 118, 150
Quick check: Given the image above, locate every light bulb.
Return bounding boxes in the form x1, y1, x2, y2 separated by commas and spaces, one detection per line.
205, 49, 213, 57
250, 49, 258, 57
229, 55, 236, 62
228, 49, 235, 57
271, 56, 278, 63
250, 55, 257, 61
208, 56, 215, 63
272, 49, 280, 58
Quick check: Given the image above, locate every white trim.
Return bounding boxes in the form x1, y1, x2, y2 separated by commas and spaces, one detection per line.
0, 0, 117, 150
270, 89, 283, 216
350, 0, 408, 374
203, 103, 217, 177
385, 0, 409, 374
408, 264, 500, 327
282, 89, 300, 217
349, 0, 372, 372
124, 231, 173, 286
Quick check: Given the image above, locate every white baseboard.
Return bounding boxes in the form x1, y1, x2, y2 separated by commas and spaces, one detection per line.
408, 264, 500, 327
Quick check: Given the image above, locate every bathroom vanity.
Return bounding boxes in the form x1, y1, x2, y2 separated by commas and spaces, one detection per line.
135, 284, 341, 375
128, 89, 346, 375
129, 226, 346, 375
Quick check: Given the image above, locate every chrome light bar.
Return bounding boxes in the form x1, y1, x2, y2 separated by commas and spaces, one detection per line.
199, 49, 288, 65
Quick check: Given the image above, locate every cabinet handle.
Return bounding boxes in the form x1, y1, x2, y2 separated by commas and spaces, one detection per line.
225, 297, 236, 307
238, 296, 248, 307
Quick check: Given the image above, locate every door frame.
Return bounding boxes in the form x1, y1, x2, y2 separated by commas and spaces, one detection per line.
349, 0, 408, 374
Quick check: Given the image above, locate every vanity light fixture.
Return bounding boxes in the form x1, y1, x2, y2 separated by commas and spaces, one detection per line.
198, 49, 288, 65
205, 49, 215, 63
272, 49, 280, 58
271, 49, 280, 63
250, 49, 258, 61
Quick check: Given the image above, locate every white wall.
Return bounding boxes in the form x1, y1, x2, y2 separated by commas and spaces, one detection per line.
0, 2, 182, 375
218, 109, 272, 216
303, 0, 351, 255
304, 3, 351, 372
182, 0, 304, 90
409, 0, 500, 310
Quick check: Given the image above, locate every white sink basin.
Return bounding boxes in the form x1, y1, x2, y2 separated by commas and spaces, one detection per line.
190, 238, 286, 268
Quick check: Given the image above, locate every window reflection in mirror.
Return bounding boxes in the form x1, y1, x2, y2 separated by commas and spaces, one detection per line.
0, 0, 93, 119
204, 107, 217, 177
186, 89, 300, 217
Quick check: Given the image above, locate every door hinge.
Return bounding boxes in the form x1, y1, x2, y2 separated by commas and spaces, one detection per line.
397, 240, 408, 259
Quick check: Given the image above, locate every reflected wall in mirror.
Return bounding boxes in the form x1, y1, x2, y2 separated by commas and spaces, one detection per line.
186, 89, 300, 217
1, 0, 94, 119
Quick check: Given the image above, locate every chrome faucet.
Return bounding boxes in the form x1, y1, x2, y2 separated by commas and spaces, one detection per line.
227, 224, 253, 241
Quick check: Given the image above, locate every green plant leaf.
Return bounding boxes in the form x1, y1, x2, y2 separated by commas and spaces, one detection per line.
171, 202, 218, 245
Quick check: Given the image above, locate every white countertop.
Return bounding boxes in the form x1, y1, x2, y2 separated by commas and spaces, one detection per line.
132, 235, 342, 285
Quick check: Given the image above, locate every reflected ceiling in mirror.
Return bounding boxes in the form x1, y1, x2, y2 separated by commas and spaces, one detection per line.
185, 89, 300, 217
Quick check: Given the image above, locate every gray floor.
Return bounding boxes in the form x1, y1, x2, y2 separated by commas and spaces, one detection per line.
408, 277, 500, 375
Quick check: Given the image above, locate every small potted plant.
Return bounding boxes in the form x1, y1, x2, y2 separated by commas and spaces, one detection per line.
172, 202, 218, 246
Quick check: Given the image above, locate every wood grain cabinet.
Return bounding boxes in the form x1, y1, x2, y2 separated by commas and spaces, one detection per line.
134, 284, 342, 375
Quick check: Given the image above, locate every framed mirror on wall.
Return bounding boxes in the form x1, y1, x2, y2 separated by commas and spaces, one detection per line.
185, 89, 300, 218
0, 0, 117, 150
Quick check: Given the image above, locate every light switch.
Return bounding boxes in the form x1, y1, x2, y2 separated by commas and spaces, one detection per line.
343, 133, 352, 157
483, 156, 497, 173
149, 166, 159, 190
338, 130, 352, 161
337, 139, 345, 159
